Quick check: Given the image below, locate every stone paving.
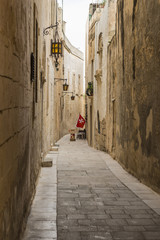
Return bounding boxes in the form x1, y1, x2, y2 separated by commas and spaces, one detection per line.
57, 135, 160, 240
23, 135, 160, 240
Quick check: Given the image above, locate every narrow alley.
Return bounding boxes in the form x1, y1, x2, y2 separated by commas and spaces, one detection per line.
23, 136, 160, 240
0, 0, 160, 239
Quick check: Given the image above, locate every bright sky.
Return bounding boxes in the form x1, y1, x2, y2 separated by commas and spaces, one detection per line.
58, 0, 93, 53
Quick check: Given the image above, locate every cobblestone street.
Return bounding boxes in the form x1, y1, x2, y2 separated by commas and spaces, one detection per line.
57, 136, 160, 240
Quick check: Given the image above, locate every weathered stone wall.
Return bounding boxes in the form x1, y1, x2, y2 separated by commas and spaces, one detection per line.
0, 0, 57, 239
94, 0, 117, 151
0, 1, 33, 238
85, 1, 117, 149
106, 35, 117, 156
107, 0, 160, 192
52, 6, 65, 144
95, 118, 106, 152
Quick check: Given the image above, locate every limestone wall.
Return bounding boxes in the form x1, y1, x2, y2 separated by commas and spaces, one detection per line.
107, 0, 160, 192
52, 7, 64, 144
94, 0, 117, 151
85, 7, 103, 147
106, 35, 117, 155
85, 1, 117, 149
0, 0, 57, 238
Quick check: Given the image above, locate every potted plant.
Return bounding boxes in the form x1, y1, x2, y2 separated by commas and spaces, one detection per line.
86, 82, 93, 98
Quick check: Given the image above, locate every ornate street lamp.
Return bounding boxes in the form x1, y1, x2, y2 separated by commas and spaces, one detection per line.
62, 91, 75, 101
43, 23, 58, 36
63, 82, 69, 91
43, 0, 62, 70
51, 31, 63, 70
54, 78, 69, 91
71, 95, 75, 101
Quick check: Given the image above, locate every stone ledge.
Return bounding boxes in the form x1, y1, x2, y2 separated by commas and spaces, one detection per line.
50, 146, 59, 151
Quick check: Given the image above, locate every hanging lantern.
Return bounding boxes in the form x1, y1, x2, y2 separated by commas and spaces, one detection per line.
51, 40, 62, 56
51, 33, 62, 70
62, 91, 75, 100
63, 82, 69, 91
71, 95, 75, 100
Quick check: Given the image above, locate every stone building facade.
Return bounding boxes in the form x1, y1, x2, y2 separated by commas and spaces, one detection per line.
0, 0, 57, 238
85, 0, 117, 150
107, 0, 160, 192
86, 0, 160, 192
0, 0, 84, 238
0, 0, 81, 238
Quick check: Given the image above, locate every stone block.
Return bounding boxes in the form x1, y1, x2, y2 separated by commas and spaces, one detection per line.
41, 159, 53, 168
50, 146, 59, 151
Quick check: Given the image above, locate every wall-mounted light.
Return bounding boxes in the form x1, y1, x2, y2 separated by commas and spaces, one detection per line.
62, 92, 75, 101
54, 78, 69, 91
43, 0, 62, 70
63, 82, 69, 91
51, 39, 63, 70
71, 95, 75, 101
51, 41, 62, 55
43, 23, 58, 36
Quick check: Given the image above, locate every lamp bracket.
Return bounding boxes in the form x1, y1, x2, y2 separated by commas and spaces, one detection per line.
62, 91, 74, 96
43, 23, 58, 36
54, 78, 67, 84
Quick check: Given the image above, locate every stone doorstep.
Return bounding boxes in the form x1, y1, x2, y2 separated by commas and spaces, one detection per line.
41, 161, 52, 168
55, 143, 59, 147
50, 146, 59, 151
49, 151, 58, 155
41, 149, 59, 168
41, 157, 53, 168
